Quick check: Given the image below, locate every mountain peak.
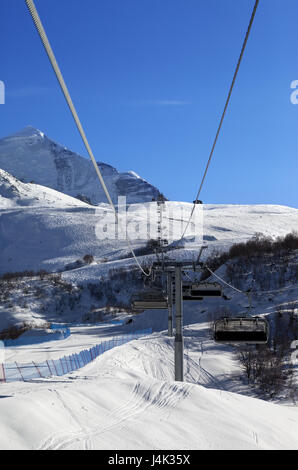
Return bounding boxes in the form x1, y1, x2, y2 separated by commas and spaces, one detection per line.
5, 126, 45, 139
0, 128, 164, 205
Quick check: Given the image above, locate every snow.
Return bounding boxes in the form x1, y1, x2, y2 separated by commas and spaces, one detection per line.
0, 320, 297, 450
127, 170, 142, 179
0, 168, 90, 209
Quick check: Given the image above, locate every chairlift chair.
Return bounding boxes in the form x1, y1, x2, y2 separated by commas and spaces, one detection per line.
132, 299, 168, 311
131, 289, 168, 312
172, 282, 222, 301
213, 316, 269, 344
189, 282, 222, 298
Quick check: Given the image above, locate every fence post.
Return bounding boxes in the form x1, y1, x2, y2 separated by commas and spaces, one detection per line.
79, 351, 84, 366
0, 363, 6, 383
65, 356, 70, 373
75, 354, 80, 369
33, 361, 43, 378
60, 358, 66, 375
46, 360, 52, 376
83, 350, 87, 364
15, 362, 25, 381
52, 359, 59, 376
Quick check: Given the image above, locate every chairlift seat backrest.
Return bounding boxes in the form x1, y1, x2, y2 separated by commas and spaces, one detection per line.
131, 289, 168, 311
214, 317, 269, 344
172, 282, 222, 301
132, 300, 168, 310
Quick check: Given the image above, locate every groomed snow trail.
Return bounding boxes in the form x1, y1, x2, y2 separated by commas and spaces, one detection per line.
0, 322, 297, 450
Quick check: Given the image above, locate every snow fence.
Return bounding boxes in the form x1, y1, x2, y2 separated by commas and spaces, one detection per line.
0, 328, 152, 383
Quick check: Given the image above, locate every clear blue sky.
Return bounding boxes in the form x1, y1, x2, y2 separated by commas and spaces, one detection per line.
1, 0, 298, 207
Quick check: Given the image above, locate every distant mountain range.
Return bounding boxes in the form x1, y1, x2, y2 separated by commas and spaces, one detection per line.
0, 126, 164, 205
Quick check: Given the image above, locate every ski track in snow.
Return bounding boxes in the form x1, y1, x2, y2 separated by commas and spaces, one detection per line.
38, 380, 191, 450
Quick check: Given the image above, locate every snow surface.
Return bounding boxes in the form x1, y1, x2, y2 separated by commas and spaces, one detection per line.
0, 168, 90, 209
0, 319, 298, 450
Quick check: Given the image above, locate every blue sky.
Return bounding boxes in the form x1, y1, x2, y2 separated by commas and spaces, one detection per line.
1, 0, 298, 207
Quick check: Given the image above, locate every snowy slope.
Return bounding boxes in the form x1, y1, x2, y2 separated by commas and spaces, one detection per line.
0, 321, 297, 450
0, 126, 163, 205
0, 169, 297, 276
0, 168, 90, 209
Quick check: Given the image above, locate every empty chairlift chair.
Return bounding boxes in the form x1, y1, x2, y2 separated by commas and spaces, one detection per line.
131, 289, 168, 312
187, 282, 222, 299
172, 282, 222, 302
213, 316, 269, 344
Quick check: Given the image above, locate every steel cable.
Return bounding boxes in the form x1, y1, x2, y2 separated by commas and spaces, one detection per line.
25, 0, 151, 276
181, 0, 260, 240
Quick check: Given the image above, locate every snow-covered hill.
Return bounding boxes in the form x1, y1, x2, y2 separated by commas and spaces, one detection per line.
0, 168, 90, 209
0, 126, 163, 205
0, 167, 297, 275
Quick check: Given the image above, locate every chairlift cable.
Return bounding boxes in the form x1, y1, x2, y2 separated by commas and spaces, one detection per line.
205, 264, 298, 296
181, 0, 260, 240
204, 266, 245, 294
250, 284, 298, 295
25, 0, 152, 277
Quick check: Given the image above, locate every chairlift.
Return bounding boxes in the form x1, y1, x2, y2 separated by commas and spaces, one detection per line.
131, 289, 168, 312
132, 299, 168, 311
213, 316, 269, 344
172, 282, 222, 301
172, 283, 202, 302
189, 282, 222, 297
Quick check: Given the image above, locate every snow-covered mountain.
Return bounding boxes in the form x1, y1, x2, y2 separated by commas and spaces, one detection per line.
0, 126, 163, 205
0, 168, 90, 209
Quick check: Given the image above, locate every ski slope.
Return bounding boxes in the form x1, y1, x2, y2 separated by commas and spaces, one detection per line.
0, 169, 297, 275
0, 319, 297, 450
